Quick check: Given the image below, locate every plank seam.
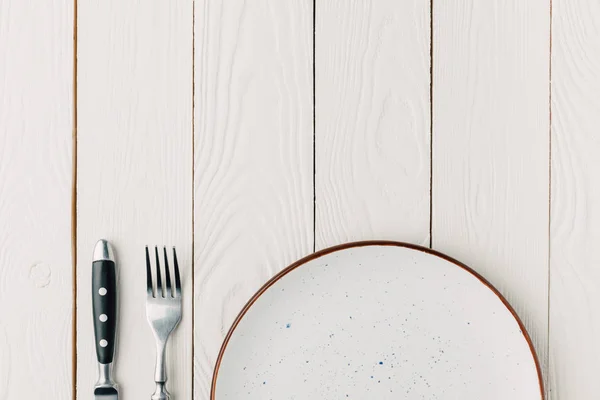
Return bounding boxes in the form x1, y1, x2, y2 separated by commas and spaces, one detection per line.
429, 0, 434, 249
547, 0, 553, 396
72, 0, 78, 398
312, 0, 316, 253
191, 0, 196, 398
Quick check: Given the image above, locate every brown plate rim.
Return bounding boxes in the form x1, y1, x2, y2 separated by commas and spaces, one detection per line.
210, 240, 545, 399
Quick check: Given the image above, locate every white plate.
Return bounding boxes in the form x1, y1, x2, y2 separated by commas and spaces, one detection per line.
212, 241, 543, 399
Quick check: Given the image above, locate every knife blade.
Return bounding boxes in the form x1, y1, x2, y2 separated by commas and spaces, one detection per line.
92, 239, 119, 400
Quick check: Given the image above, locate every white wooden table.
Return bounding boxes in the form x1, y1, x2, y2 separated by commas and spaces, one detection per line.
0, 0, 596, 399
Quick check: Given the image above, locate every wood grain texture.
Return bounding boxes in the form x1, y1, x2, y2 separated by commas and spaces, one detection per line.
432, 0, 550, 390
315, 0, 431, 249
193, 0, 314, 397
76, 1, 192, 398
550, 1, 600, 398
0, 0, 73, 398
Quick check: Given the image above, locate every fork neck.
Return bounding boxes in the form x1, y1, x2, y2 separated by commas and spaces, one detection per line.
154, 339, 168, 383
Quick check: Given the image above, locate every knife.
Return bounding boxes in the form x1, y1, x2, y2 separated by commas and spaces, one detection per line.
92, 239, 119, 400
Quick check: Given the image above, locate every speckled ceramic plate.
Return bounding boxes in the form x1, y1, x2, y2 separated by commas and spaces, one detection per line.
212, 241, 544, 400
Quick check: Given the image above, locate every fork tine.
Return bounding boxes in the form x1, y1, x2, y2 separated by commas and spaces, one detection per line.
163, 246, 172, 297
145, 245, 153, 297
173, 247, 181, 296
154, 246, 163, 297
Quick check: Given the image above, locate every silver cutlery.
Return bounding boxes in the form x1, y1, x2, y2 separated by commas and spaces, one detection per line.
93, 239, 119, 400
145, 246, 182, 400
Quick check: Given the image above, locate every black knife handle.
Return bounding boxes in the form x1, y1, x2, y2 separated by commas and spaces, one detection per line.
92, 260, 117, 364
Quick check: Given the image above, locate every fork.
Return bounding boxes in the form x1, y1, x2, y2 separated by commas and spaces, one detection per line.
145, 246, 182, 400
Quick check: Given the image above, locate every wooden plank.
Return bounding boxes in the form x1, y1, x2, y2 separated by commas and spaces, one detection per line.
315, 0, 431, 250
76, 1, 192, 398
550, 0, 600, 398
432, 0, 550, 390
193, 0, 314, 397
0, 0, 74, 398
